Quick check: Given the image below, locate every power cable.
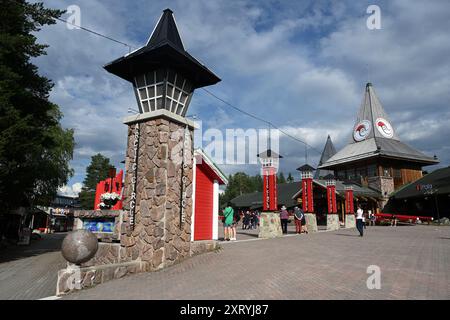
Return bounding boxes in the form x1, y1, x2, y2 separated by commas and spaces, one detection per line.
10, 0, 322, 156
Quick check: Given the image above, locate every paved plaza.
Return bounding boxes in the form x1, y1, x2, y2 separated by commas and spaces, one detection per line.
60, 225, 450, 300
0, 233, 66, 300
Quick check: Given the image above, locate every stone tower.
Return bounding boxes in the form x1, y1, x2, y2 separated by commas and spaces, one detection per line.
104, 9, 220, 269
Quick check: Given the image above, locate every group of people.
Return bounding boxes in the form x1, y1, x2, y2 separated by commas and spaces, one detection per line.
223, 202, 397, 240
279, 205, 308, 235
242, 210, 259, 230
222, 205, 261, 241
222, 203, 311, 240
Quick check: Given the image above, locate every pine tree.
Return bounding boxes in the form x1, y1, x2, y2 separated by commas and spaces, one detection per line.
278, 172, 286, 184
0, 0, 74, 211
79, 154, 116, 209
287, 172, 294, 183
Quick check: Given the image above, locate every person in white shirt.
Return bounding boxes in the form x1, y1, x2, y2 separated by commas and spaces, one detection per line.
356, 205, 364, 237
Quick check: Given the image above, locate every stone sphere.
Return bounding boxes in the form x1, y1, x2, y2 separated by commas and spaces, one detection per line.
61, 229, 98, 264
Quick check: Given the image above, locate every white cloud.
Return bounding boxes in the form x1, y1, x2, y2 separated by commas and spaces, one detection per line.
32, 0, 450, 183
58, 182, 83, 197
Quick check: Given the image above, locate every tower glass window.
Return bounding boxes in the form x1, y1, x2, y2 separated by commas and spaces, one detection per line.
133, 68, 193, 116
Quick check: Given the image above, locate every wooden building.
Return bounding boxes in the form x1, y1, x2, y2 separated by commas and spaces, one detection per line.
384, 166, 450, 220
319, 83, 439, 207
191, 149, 228, 241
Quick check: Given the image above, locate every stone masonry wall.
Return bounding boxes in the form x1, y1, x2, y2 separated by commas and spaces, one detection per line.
368, 176, 394, 209
121, 117, 193, 271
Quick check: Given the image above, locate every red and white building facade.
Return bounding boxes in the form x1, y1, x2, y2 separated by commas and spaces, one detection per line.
191, 149, 228, 241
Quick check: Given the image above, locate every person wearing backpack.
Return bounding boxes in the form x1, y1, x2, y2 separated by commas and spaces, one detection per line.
222, 203, 234, 241
294, 206, 304, 234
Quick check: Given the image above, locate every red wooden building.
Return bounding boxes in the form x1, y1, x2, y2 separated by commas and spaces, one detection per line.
94, 169, 124, 210
191, 149, 228, 241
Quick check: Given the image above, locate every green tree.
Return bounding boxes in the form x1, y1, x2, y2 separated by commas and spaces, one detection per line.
0, 0, 74, 211
278, 172, 286, 184
251, 174, 263, 192
287, 172, 294, 183
79, 154, 115, 209
219, 172, 264, 208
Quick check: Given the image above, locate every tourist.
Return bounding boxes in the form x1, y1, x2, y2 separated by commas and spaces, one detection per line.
391, 214, 398, 227
294, 206, 303, 234
356, 205, 364, 237
248, 211, 254, 229
280, 205, 289, 234
230, 207, 241, 241
363, 210, 367, 229
242, 211, 250, 230
369, 210, 376, 226
223, 203, 234, 241
252, 211, 259, 229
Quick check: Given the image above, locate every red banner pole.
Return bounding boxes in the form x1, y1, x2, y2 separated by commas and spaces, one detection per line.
350, 190, 354, 214
308, 179, 314, 213
326, 186, 331, 214
332, 186, 337, 213
272, 171, 278, 211
302, 179, 308, 212
263, 171, 268, 211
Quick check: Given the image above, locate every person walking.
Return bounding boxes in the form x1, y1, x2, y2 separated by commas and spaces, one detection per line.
280, 205, 289, 234
294, 206, 304, 234
222, 203, 234, 241
356, 205, 364, 237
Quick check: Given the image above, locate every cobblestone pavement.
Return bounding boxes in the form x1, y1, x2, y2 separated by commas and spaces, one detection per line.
0, 233, 66, 300
63, 225, 450, 300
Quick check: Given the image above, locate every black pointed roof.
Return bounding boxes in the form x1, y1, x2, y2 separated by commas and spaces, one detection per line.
296, 164, 315, 172
257, 149, 283, 159
104, 9, 220, 88
146, 9, 184, 51
323, 173, 335, 180
314, 135, 337, 179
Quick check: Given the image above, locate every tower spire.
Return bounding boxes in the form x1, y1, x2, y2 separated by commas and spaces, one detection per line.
146, 8, 184, 51
351, 82, 399, 143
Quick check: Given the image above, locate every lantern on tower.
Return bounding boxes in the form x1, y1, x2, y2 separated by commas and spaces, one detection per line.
257, 149, 282, 212
104, 8, 220, 117
297, 164, 315, 213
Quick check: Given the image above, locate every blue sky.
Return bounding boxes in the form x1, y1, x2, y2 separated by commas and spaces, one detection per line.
30, 0, 450, 196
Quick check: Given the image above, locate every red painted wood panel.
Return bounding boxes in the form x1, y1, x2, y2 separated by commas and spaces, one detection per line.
194, 165, 214, 240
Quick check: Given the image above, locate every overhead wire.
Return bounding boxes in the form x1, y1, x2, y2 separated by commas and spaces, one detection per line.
10, 0, 322, 156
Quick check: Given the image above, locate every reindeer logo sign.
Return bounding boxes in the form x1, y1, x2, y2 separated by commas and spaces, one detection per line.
375, 118, 394, 138
353, 120, 372, 142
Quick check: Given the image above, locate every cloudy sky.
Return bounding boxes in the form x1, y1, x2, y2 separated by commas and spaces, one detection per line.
30, 0, 450, 196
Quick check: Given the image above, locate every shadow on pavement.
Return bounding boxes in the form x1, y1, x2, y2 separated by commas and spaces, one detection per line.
334, 233, 361, 237
0, 233, 66, 263
237, 231, 259, 238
